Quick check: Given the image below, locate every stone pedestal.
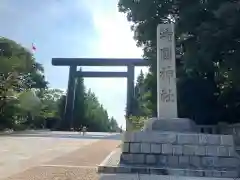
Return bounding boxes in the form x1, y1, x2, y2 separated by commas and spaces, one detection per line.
98, 130, 240, 178
120, 131, 240, 177
143, 117, 197, 132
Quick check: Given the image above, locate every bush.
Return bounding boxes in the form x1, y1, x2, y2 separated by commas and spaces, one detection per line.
12, 124, 27, 131
127, 116, 148, 131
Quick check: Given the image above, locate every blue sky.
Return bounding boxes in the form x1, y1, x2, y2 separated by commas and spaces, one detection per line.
0, 0, 148, 129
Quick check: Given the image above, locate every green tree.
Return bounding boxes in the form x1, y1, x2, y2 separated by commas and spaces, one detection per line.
56, 84, 117, 132
0, 37, 47, 129
55, 94, 67, 130
0, 38, 47, 105
73, 71, 86, 130
84, 89, 109, 131
133, 70, 152, 116
109, 117, 119, 132
118, 0, 240, 125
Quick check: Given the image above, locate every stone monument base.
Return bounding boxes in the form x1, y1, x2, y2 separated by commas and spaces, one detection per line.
98, 131, 240, 178
142, 117, 197, 132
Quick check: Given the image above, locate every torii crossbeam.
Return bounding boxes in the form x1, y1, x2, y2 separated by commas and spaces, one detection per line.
52, 58, 148, 130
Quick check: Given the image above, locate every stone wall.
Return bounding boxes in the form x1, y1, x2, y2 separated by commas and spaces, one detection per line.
197, 123, 240, 147
121, 131, 240, 177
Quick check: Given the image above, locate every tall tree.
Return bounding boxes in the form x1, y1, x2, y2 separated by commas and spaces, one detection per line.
0, 37, 47, 129
73, 70, 86, 130
109, 116, 119, 132
118, 0, 240, 124
133, 70, 152, 116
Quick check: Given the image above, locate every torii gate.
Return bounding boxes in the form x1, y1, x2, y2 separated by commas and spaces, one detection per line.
52, 58, 148, 131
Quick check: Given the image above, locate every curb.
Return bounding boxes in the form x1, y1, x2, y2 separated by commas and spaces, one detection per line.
99, 149, 119, 167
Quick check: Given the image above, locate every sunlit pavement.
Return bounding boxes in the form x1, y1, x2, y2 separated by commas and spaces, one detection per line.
0, 131, 121, 179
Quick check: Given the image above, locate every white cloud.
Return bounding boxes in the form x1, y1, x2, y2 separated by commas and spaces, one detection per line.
81, 0, 149, 129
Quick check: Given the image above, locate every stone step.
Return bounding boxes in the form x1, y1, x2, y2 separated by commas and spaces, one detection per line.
98, 149, 239, 178
120, 153, 240, 170
123, 131, 234, 146
98, 164, 239, 178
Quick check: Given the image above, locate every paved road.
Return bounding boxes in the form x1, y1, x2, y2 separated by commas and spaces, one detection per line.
0, 131, 121, 180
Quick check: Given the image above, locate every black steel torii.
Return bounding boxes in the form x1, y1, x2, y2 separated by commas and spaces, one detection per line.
52, 58, 148, 130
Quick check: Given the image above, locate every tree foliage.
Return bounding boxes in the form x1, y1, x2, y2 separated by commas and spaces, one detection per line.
127, 115, 146, 131
0, 38, 47, 115
133, 70, 152, 116
119, 0, 240, 124
66, 74, 119, 132
0, 37, 119, 132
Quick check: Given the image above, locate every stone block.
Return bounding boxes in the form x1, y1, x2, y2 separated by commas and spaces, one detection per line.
130, 143, 141, 153
151, 144, 161, 154
221, 135, 234, 146
143, 117, 197, 132
202, 157, 218, 167
172, 145, 183, 155
212, 171, 222, 177
178, 156, 189, 166
217, 146, 229, 156
207, 135, 221, 145
183, 145, 196, 155
219, 157, 240, 168
204, 170, 213, 177
162, 144, 173, 154
99, 166, 115, 174
194, 170, 204, 177
158, 155, 167, 165
185, 170, 202, 177
141, 143, 151, 153
146, 155, 157, 165
132, 154, 145, 164
177, 134, 198, 144
199, 134, 220, 145
131, 167, 149, 174
147, 132, 160, 143
206, 146, 218, 156
149, 169, 168, 175
133, 132, 177, 144
140, 132, 177, 144
198, 134, 208, 145
156, 133, 177, 144
189, 156, 201, 167
168, 169, 185, 176
167, 156, 178, 167
194, 146, 205, 156
133, 132, 145, 142
115, 167, 132, 173
122, 143, 129, 153
221, 171, 239, 178
228, 147, 235, 156
123, 132, 134, 142
121, 153, 132, 163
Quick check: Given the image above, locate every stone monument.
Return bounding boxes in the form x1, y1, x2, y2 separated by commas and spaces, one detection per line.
143, 23, 196, 132
157, 23, 177, 119
98, 24, 240, 178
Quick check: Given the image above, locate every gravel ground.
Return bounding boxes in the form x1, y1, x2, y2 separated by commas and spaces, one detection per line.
2, 139, 120, 180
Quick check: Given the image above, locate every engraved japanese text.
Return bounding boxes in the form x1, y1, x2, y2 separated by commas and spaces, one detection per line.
160, 89, 175, 102
159, 66, 174, 84
159, 27, 173, 42
160, 47, 172, 61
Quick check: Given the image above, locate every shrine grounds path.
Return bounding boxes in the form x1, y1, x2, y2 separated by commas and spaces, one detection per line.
0, 131, 121, 180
